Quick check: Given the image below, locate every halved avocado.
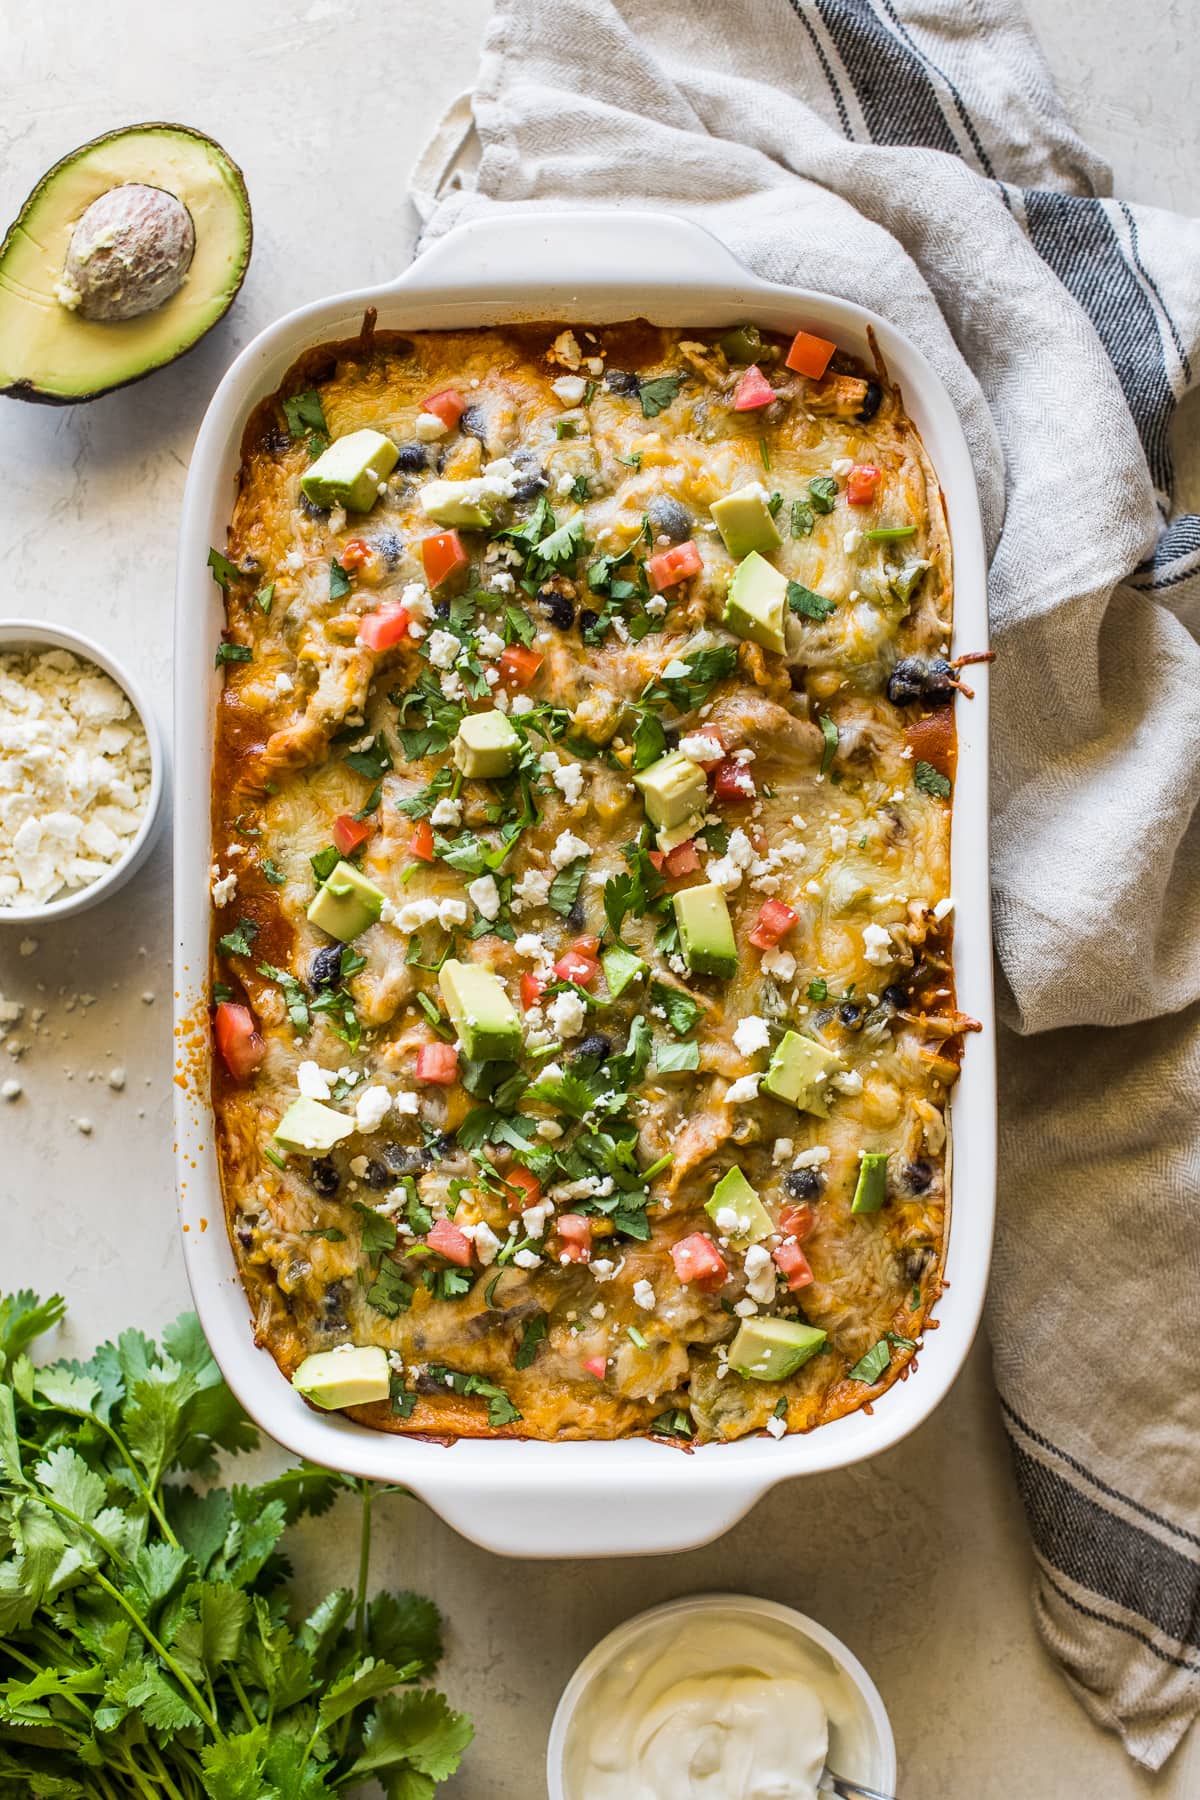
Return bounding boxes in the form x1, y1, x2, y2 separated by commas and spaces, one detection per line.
0, 123, 252, 404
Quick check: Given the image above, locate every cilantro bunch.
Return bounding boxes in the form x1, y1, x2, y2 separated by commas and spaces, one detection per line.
0, 1292, 472, 1799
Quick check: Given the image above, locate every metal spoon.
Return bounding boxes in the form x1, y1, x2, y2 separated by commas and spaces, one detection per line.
820, 1768, 896, 1800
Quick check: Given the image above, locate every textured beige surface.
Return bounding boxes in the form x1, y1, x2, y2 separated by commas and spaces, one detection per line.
0, 3, 1196, 1794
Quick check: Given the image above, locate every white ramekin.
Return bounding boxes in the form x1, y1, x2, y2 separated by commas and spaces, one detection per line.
546, 1591, 896, 1798
0, 618, 166, 923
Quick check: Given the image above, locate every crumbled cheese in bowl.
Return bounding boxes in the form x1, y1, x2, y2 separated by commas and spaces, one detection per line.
0, 646, 152, 910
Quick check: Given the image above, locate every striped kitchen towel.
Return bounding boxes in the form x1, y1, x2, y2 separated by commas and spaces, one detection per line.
411, 0, 1200, 1770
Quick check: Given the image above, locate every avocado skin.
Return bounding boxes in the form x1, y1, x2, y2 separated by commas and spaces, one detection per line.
0, 121, 252, 406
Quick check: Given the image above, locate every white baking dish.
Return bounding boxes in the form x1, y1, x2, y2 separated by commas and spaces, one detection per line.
174, 211, 995, 1559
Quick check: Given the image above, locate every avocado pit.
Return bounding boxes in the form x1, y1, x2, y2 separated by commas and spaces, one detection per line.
58, 183, 195, 322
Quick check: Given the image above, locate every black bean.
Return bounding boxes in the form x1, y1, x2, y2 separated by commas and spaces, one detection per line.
460, 405, 488, 441
382, 1142, 431, 1175
393, 443, 427, 472
838, 1002, 863, 1030
885, 656, 928, 707
362, 1159, 393, 1190
905, 1245, 935, 1280
373, 529, 404, 569
579, 608, 600, 639
574, 1032, 613, 1063
566, 898, 586, 931
539, 587, 575, 629
904, 1158, 934, 1194
434, 598, 450, 620
646, 496, 691, 543
858, 380, 883, 423
605, 368, 641, 398
309, 945, 344, 991
298, 492, 329, 522
310, 1157, 340, 1198
237, 1228, 254, 1250
322, 1282, 349, 1328
264, 425, 290, 456
922, 658, 958, 706
882, 983, 909, 1010
512, 476, 547, 502
783, 1167, 824, 1200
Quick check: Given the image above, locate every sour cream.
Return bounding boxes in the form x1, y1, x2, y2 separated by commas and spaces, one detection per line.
562, 1603, 867, 1799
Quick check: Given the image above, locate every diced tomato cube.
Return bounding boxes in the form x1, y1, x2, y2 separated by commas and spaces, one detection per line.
647, 849, 666, 872
785, 329, 836, 379
778, 1202, 815, 1242
421, 529, 469, 589
582, 1353, 608, 1379
358, 601, 411, 651
732, 364, 777, 410
558, 1214, 593, 1263
332, 813, 372, 856
503, 1166, 542, 1211
214, 1002, 265, 1081
646, 540, 703, 592
774, 1239, 814, 1291
520, 970, 549, 1011
426, 1217, 473, 1266
339, 537, 372, 572
415, 1041, 459, 1085
497, 644, 544, 690
846, 463, 882, 506
554, 947, 601, 988
670, 1233, 728, 1288
407, 819, 435, 863
748, 899, 798, 949
663, 838, 700, 878
421, 387, 465, 429
713, 758, 757, 802
572, 934, 601, 956
905, 709, 955, 780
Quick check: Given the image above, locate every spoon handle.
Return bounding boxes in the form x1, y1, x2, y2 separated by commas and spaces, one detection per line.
821, 1771, 897, 1800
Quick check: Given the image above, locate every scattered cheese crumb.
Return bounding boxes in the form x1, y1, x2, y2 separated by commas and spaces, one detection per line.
732, 1015, 771, 1057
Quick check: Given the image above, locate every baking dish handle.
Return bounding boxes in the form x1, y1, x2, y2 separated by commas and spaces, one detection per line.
397, 208, 757, 297
422, 1467, 763, 1559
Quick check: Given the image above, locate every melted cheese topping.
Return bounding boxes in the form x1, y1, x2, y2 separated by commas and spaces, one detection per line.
210, 322, 964, 1444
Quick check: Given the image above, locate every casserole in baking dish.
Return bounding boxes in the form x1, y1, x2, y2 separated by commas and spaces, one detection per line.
176, 211, 994, 1553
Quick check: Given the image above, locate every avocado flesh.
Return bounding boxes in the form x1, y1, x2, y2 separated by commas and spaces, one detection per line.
710, 484, 782, 559
851, 1150, 889, 1214
634, 750, 707, 832
307, 860, 385, 942
673, 882, 737, 979
705, 1166, 773, 1247
274, 1098, 355, 1155
724, 552, 788, 655
453, 710, 521, 778
729, 1316, 827, 1382
0, 123, 251, 403
761, 1029, 840, 1116
302, 430, 398, 513
438, 959, 521, 1062
292, 1345, 390, 1410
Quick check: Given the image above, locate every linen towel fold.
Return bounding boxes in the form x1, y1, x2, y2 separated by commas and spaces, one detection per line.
412, 0, 1200, 1767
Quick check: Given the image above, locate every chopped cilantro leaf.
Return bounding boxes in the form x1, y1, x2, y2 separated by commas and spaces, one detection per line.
345, 734, 392, 781
311, 845, 340, 883
330, 558, 352, 600
217, 917, 259, 958
639, 374, 683, 418
214, 641, 252, 666
807, 976, 829, 1003
514, 1315, 547, 1370
207, 546, 240, 589
787, 579, 836, 621
808, 475, 838, 513
818, 712, 839, 775
262, 856, 286, 886
790, 499, 814, 538
283, 389, 328, 441
650, 980, 703, 1037
255, 583, 275, 613
366, 1259, 414, 1318
257, 962, 309, 1032
547, 856, 588, 917
654, 1039, 699, 1074
914, 760, 952, 799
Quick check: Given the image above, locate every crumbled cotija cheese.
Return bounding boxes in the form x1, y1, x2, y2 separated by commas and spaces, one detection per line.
0, 649, 150, 907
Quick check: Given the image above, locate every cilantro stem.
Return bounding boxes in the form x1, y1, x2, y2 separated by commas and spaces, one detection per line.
355, 1477, 373, 1656
95, 1412, 181, 1546
92, 1569, 220, 1733
228, 1665, 259, 1731
144, 1743, 191, 1800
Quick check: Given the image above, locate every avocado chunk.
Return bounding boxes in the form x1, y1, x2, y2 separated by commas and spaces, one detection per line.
761, 1030, 841, 1116
673, 882, 737, 979
417, 477, 501, 530
634, 750, 707, 833
291, 1345, 390, 1410
602, 943, 646, 998
724, 552, 788, 655
452, 710, 521, 779
710, 483, 783, 559
438, 959, 521, 1062
851, 1150, 890, 1214
705, 1167, 773, 1248
274, 1097, 355, 1154
728, 1316, 827, 1382
0, 124, 251, 404
307, 859, 385, 942
301, 429, 399, 513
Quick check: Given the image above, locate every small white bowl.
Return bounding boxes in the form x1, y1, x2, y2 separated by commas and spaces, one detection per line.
547, 1592, 896, 1799
0, 618, 166, 923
